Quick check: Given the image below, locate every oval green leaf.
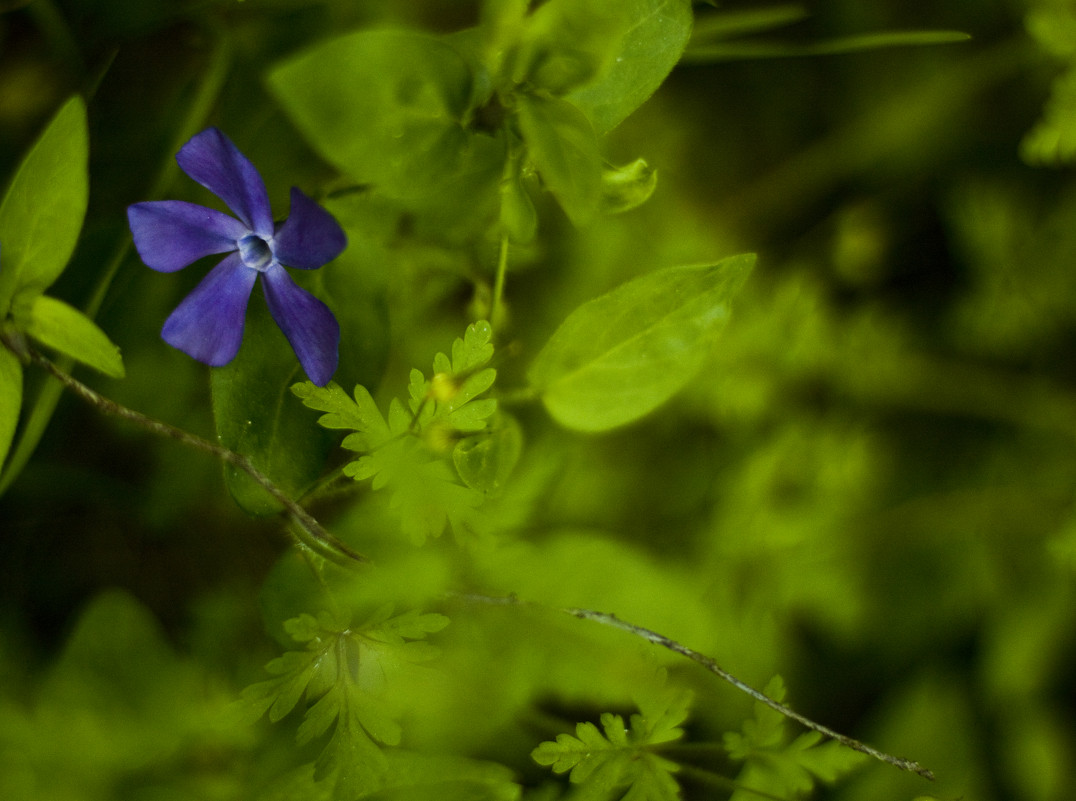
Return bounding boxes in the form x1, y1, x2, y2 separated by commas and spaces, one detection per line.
0, 95, 89, 317
24, 294, 124, 378
528, 254, 754, 431
453, 411, 523, 494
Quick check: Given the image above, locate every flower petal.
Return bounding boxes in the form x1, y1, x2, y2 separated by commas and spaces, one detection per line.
261, 264, 340, 386
175, 128, 274, 236
128, 201, 247, 272
272, 188, 348, 269
161, 252, 257, 366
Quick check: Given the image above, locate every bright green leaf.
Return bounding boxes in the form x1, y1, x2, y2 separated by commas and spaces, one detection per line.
0, 95, 88, 317
212, 297, 336, 516
0, 344, 22, 469
528, 254, 754, 431
566, 0, 694, 134
23, 294, 124, 378
516, 92, 602, 225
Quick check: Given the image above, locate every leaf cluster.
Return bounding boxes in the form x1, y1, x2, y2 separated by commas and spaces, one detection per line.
293, 320, 515, 543
266, 0, 692, 244
1, 96, 124, 473
531, 687, 693, 801
238, 605, 449, 798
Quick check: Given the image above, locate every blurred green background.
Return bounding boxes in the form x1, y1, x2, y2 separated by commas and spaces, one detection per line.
1, 1, 1075, 800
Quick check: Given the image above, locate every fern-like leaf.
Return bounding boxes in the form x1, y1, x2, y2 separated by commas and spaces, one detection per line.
723, 676, 867, 801
237, 607, 449, 798
292, 321, 504, 543
531, 688, 692, 801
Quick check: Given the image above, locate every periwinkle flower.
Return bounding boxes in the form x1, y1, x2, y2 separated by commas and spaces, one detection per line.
128, 128, 345, 386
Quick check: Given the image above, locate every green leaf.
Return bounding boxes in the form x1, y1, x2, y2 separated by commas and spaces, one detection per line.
531, 688, 690, 801
528, 254, 754, 431
723, 676, 866, 801
513, 0, 633, 95
453, 411, 523, 494
22, 294, 124, 378
600, 158, 658, 214
0, 344, 22, 469
0, 95, 88, 318
1022, 66, 1076, 165
268, 30, 476, 200
565, 0, 694, 134
211, 296, 336, 516
516, 92, 602, 225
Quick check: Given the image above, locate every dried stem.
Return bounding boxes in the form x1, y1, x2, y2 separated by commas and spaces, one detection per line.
13, 340, 368, 568
454, 592, 935, 781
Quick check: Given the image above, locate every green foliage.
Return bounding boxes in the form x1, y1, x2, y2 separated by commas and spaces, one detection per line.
723, 677, 866, 801
293, 320, 507, 543
1022, 2, 1076, 164
532, 686, 692, 801
0, 94, 124, 470
211, 298, 337, 515
239, 605, 450, 798
528, 255, 753, 431
20, 294, 124, 379
0, 591, 243, 800
0, 96, 88, 315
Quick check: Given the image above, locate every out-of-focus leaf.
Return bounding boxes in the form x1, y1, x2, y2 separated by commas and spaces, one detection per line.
268, 30, 475, 200
0, 95, 88, 317
690, 5, 807, 42
212, 296, 336, 515
683, 29, 970, 62
0, 345, 21, 469
23, 294, 124, 378
516, 92, 601, 225
600, 158, 658, 214
566, 0, 694, 134
1022, 67, 1076, 165
528, 254, 754, 431
453, 411, 523, 494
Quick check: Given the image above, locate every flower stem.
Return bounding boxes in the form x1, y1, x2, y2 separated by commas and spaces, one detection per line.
451, 592, 935, 781
13, 340, 369, 569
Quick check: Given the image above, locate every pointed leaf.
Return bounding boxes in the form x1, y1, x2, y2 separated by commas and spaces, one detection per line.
516, 92, 602, 225
0, 95, 89, 317
24, 295, 124, 378
528, 255, 754, 431
566, 0, 694, 134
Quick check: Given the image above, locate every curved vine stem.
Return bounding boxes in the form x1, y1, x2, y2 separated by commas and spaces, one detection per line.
8, 338, 368, 569
453, 592, 935, 781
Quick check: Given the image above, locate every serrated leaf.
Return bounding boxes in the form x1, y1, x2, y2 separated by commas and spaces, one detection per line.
0, 95, 88, 318
566, 0, 694, 134
23, 294, 124, 378
0, 345, 22, 469
528, 255, 754, 431
293, 381, 391, 449
517, 92, 602, 225
212, 298, 337, 516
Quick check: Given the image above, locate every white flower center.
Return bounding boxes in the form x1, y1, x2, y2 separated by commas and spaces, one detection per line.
238, 234, 273, 272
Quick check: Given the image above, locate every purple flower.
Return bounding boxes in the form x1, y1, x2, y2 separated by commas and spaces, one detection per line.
128, 128, 345, 386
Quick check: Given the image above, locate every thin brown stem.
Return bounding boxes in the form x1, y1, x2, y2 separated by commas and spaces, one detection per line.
452, 592, 934, 781
15, 340, 368, 568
